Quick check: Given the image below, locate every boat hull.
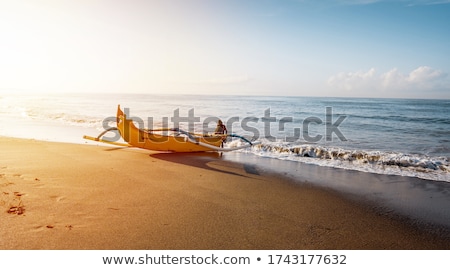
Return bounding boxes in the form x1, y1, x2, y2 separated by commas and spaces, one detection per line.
116, 105, 224, 152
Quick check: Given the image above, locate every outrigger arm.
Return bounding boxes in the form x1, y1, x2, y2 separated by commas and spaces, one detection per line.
83, 127, 132, 147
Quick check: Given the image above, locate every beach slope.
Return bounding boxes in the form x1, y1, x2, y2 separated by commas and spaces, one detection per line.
0, 137, 448, 249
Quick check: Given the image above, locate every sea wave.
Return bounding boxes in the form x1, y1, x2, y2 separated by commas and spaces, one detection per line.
2, 93, 449, 183
229, 139, 450, 182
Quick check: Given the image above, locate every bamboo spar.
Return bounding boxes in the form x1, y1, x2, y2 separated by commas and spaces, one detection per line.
82, 135, 132, 147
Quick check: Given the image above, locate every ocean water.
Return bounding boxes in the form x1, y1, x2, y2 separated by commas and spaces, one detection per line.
0, 93, 449, 182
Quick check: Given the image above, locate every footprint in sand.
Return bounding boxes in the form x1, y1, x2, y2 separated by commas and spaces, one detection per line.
6, 196, 25, 215
7, 205, 25, 215
2, 190, 26, 215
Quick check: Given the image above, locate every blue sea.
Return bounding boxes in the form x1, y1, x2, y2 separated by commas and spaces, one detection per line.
1, 93, 449, 182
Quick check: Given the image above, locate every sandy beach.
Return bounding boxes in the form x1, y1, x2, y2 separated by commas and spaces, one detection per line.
1, 136, 449, 250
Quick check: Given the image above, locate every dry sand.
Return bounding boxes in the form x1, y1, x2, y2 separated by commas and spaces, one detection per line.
1, 136, 449, 249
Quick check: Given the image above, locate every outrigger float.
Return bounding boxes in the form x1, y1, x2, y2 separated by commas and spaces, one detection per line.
83, 105, 260, 152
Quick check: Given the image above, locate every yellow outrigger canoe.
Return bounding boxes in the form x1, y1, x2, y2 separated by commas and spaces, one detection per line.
83, 105, 259, 152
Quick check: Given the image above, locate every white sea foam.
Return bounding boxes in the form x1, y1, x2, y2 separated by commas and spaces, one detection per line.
234, 138, 450, 182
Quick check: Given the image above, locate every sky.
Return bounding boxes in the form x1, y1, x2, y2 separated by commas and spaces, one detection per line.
1, 0, 449, 98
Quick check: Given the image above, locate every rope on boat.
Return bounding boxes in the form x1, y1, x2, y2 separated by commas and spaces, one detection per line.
145, 128, 255, 146
175, 129, 260, 151
169, 128, 198, 142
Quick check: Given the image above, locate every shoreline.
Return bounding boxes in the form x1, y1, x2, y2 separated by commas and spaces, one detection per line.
223, 152, 450, 231
1, 136, 449, 249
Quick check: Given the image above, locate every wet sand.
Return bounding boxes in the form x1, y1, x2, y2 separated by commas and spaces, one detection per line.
224, 152, 450, 231
1, 136, 449, 249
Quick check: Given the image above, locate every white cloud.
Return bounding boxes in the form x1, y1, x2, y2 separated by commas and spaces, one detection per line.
327, 68, 377, 91
406, 66, 444, 82
380, 66, 447, 90
327, 66, 449, 97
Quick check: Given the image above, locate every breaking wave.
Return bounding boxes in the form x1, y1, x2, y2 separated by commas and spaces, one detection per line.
232, 139, 450, 182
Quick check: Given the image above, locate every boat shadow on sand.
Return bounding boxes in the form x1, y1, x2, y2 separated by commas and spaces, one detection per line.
149, 152, 261, 179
